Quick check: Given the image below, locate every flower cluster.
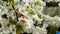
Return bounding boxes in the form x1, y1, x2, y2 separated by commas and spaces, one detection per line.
0, 0, 60, 34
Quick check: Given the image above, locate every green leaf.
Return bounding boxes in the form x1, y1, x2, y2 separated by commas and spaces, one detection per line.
2, 0, 14, 3
25, 7, 30, 12
16, 25, 23, 31
9, 0, 14, 3
26, 9, 35, 15
2, 0, 9, 2
34, 1, 40, 7
16, 25, 24, 34
50, 11, 57, 17
20, 0, 23, 2
9, 19, 16, 25
47, 24, 58, 34
38, 15, 42, 18
43, 11, 47, 15
29, 10, 35, 15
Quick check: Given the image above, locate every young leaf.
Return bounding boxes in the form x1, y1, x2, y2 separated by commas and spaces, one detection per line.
16, 25, 24, 34
9, 19, 16, 25
34, 1, 40, 7
29, 10, 35, 15
25, 7, 30, 12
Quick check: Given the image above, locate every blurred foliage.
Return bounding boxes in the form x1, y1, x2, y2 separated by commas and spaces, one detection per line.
34, 1, 40, 7
2, 0, 9, 2
42, 11, 47, 15
55, 10, 60, 16
50, 11, 57, 17
0, 23, 2, 28
39, 19, 45, 27
2, 0, 23, 34
57, 26, 60, 31
20, 0, 23, 2
34, 21, 38, 27
42, 10, 57, 17
2, 14, 7, 19
46, 24, 58, 34
46, 1, 59, 7
29, 10, 35, 15
2, 0, 16, 11
9, 19, 16, 25
25, 7, 30, 12
16, 25, 24, 34
25, 7, 35, 15
38, 15, 42, 18
43, 9, 60, 17
50, 10, 60, 17
2, 0, 14, 3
